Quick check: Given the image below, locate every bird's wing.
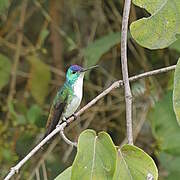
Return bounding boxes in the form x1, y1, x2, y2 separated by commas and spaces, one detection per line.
43, 86, 69, 138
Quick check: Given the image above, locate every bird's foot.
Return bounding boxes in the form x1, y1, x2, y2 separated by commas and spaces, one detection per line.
62, 117, 67, 123
59, 114, 77, 127
72, 113, 77, 120
56, 119, 67, 129
57, 117, 67, 126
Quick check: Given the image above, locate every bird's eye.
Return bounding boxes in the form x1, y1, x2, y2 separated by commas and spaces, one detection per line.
72, 71, 76, 74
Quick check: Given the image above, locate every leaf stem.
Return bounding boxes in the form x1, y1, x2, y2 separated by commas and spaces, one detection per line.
121, 0, 133, 144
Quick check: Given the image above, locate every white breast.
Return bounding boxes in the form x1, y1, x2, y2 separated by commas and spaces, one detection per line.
64, 73, 84, 118
73, 73, 84, 99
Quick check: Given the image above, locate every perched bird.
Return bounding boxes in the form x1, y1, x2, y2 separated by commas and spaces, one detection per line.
43, 64, 98, 138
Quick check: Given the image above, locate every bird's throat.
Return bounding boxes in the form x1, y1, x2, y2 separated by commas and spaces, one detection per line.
72, 74, 84, 98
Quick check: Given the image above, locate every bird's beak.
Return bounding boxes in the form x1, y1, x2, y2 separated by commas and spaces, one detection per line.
80, 65, 99, 72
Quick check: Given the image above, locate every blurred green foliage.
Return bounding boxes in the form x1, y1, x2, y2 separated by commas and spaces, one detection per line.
0, 0, 9, 15
149, 92, 180, 154
83, 32, 121, 67
27, 55, 51, 105
0, 0, 180, 179
149, 91, 180, 179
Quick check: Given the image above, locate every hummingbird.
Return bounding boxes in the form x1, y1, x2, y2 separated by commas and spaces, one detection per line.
43, 64, 98, 138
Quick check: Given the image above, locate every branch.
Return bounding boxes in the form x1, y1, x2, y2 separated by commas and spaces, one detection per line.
121, 0, 133, 144
129, 65, 176, 82
4, 64, 176, 179
60, 127, 77, 147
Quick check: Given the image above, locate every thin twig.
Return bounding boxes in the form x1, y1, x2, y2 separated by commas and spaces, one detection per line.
60, 128, 77, 147
4, 64, 176, 180
121, 0, 133, 144
120, 103, 149, 146
42, 161, 48, 180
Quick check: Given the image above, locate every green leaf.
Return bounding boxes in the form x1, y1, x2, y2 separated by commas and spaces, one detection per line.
113, 145, 158, 180
28, 56, 51, 105
83, 32, 121, 67
55, 167, 72, 180
71, 129, 117, 180
149, 91, 180, 155
173, 58, 180, 125
0, 54, 11, 90
130, 0, 180, 49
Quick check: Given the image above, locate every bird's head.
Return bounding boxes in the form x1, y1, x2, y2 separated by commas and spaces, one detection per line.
66, 64, 98, 85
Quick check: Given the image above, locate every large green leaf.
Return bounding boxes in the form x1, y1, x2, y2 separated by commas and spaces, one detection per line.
173, 58, 180, 125
149, 91, 180, 155
83, 32, 121, 67
130, 0, 180, 49
71, 129, 117, 180
55, 167, 72, 180
0, 54, 11, 90
113, 145, 158, 180
28, 56, 51, 105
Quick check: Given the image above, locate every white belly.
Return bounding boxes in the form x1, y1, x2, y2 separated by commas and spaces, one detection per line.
64, 96, 82, 118
63, 73, 84, 118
